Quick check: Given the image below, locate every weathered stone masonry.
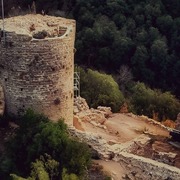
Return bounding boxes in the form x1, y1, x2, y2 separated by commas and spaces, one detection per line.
0, 15, 76, 124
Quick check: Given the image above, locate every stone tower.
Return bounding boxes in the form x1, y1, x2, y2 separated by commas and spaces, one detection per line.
0, 14, 76, 124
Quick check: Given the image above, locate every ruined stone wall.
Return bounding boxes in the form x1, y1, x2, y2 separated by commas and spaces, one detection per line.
0, 18, 75, 124
116, 152, 180, 180
69, 127, 180, 180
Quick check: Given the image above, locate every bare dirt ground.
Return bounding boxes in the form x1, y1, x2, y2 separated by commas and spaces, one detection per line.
93, 160, 128, 180
82, 113, 169, 143
79, 113, 179, 179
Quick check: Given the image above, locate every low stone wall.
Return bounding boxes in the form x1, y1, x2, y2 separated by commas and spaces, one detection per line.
116, 152, 180, 180
127, 113, 173, 131
68, 127, 180, 180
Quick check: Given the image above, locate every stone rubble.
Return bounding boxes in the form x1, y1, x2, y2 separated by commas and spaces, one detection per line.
68, 126, 180, 179
73, 97, 180, 179
74, 96, 89, 113
73, 97, 112, 129
153, 151, 177, 165
96, 106, 112, 118
110, 134, 151, 153
116, 152, 180, 180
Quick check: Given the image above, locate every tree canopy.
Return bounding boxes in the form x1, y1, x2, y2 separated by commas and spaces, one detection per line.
0, 110, 91, 179
1, 0, 180, 97
78, 67, 124, 112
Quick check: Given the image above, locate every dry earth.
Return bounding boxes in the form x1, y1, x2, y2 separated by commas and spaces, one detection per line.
80, 113, 175, 179
83, 113, 169, 143
73, 97, 180, 179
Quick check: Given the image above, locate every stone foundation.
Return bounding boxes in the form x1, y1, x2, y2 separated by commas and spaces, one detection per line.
69, 127, 180, 180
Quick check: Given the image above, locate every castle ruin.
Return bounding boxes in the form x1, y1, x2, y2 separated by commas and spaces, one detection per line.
0, 14, 76, 124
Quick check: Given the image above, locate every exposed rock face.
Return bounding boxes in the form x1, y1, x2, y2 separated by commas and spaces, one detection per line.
0, 85, 5, 116
175, 113, 180, 131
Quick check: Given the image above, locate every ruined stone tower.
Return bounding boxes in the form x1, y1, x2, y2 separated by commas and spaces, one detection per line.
0, 14, 76, 124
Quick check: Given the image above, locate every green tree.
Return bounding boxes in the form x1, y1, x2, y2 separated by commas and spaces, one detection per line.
62, 169, 79, 180
157, 15, 173, 31
131, 45, 153, 84
79, 68, 124, 112
11, 154, 59, 180
150, 39, 169, 88
1, 110, 91, 179
130, 82, 180, 120
148, 27, 161, 44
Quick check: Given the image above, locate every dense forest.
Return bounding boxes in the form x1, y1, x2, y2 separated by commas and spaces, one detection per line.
73, 0, 180, 99
1, 0, 180, 98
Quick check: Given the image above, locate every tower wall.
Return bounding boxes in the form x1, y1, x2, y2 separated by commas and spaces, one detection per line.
0, 17, 75, 124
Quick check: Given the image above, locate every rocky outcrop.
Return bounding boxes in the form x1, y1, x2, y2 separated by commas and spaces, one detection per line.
73, 116, 85, 131
120, 102, 128, 113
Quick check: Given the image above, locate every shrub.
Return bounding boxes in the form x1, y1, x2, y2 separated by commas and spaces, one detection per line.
62, 168, 79, 180
1, 110, 91, 179
78, 67, 124, 112
162, 119, 176, 128
130, 82, 180, 121
11, 154, 59, 180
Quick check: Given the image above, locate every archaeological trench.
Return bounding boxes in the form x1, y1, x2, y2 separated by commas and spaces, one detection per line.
0, 15, 180, 179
